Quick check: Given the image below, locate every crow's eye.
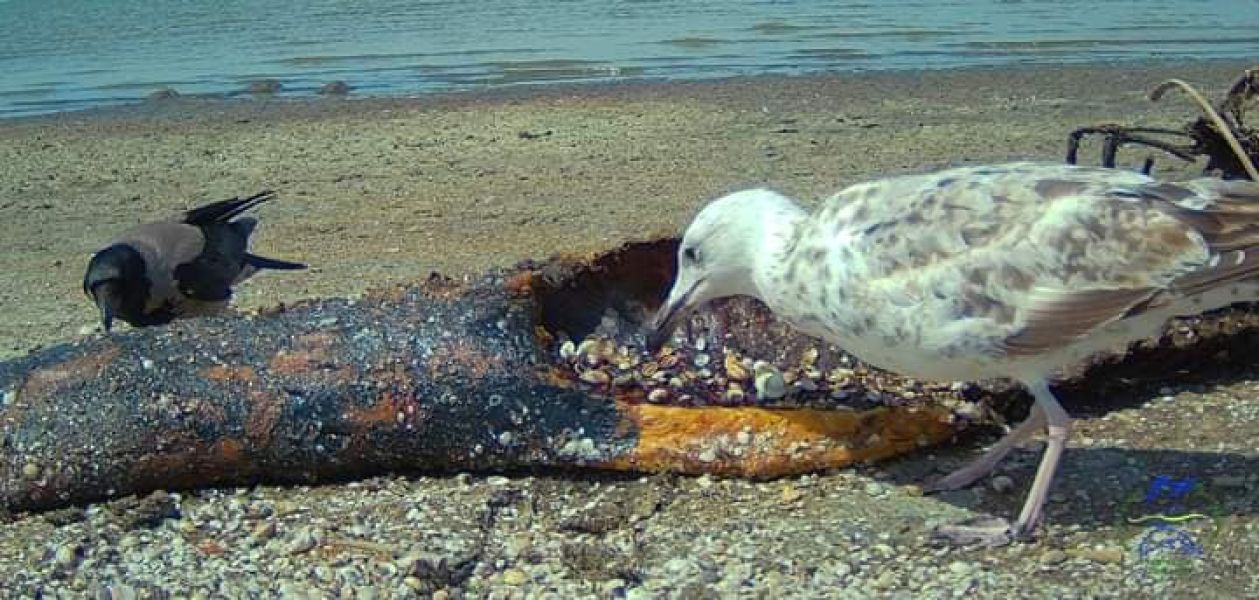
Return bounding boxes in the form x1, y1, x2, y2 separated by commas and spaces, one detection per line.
683, 247, 699, 263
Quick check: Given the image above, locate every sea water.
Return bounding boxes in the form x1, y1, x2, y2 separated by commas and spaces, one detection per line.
1, 0, 1256, 118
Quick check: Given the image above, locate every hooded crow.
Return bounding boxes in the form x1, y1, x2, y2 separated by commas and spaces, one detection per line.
82, 190, 306, 331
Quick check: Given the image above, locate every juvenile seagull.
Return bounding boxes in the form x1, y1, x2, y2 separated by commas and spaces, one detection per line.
646, 161, 1259, 545
83, 191, 306, 331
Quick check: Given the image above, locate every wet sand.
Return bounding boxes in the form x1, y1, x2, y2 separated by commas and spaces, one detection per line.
1, 61, 1257, 598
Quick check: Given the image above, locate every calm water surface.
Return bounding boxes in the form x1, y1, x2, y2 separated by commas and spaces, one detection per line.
0, 0, 1256, 117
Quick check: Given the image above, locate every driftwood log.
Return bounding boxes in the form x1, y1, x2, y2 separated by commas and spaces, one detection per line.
0, 240, 969, 515
5, 238, 1259, 516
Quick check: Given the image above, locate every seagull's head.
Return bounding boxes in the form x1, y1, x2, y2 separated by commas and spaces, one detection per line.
646, 188, 800, 351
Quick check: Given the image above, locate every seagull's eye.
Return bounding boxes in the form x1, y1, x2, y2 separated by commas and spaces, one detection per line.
683, 247, 699, 263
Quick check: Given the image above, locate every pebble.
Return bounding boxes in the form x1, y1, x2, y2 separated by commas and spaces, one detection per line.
780, 484, 804, 504
990, 475, 1015, 494
501, 568, 529, 585
864, 482, 885, 497
948, 561, 975, 576
21, 462, 40, 480
53, 544, 79, 569
250, 520, 277, 542
286, 528, 318, 554
108, 584, 138, 600
626, 588, 652, 600
1040, 550, 1068, 565
487, 476, 511, 486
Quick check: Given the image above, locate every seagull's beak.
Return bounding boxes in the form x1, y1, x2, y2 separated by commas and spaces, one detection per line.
645, 276, 705, 352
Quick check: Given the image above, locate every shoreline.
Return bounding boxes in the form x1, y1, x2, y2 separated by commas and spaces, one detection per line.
4, 58, 1253, 127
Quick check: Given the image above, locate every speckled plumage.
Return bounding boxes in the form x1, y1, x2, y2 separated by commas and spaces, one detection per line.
649, 161, 1259, 545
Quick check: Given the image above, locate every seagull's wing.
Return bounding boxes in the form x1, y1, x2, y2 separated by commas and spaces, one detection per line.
997, 177, 1259, 357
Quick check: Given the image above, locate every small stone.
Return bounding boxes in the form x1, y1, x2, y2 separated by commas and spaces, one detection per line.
403, 577, 424, 591
990, 475, 1015, 494
780, 484, 804, 505
693, 353, 711, 367
864, 482, 885, 496
647, 388, 670, 403
948, 561, 975, 576
21, 462, 40, 480
487, 475, 511, 486
1040, 549, 1068, 565
698, 449, 717, 463
53, 544, 79, 569
501, 568, 528, 585
589, 579, 622, 597
250, 520, 277, 542
286, 528, 318, 554
109, 584, 138, 600
626, 588, 652, 600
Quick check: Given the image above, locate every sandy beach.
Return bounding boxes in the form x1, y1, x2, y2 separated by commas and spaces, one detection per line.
1, 61, 1257, 597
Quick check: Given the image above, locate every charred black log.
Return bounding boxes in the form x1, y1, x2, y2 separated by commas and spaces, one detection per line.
5, 238, 1259, 516
0, 240, 963, 514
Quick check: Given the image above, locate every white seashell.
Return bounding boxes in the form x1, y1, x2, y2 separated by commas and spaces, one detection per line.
755, 369, 787, 400
648, 388, 670, 402
559, 340, 578, 360
724, 353, 749, 381
580, 369, 611, 385
801, 347, 820, 367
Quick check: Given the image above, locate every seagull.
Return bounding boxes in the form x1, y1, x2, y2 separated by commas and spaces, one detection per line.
83, 190, 307, 332
646, 161, 1259, 545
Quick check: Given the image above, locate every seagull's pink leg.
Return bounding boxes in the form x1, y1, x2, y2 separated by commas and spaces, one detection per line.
932, 379, 1071, 546
1008, 379, 1072, 537
926, 401, 1046, 492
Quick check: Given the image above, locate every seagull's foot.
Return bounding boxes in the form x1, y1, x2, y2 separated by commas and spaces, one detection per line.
931, 516, 1024, 547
